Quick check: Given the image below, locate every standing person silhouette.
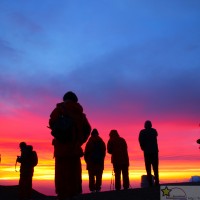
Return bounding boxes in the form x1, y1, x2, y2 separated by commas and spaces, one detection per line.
17, 142, 37, 200
107, 130, 130, 190
84, 128, 106, 192
49, 91, 91, 200
139, 120, 159, 186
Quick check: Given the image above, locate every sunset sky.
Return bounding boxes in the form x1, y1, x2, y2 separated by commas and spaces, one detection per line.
0, 0, 200, 195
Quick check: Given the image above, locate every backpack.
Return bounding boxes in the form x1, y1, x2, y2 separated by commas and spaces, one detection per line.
31, 151, 38, 167
51, 105, 74, 142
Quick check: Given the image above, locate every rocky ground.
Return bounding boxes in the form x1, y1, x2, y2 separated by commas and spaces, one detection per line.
1, 182, 200, 200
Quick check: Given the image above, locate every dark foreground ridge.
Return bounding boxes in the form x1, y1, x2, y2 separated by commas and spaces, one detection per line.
1, 182, 200, 200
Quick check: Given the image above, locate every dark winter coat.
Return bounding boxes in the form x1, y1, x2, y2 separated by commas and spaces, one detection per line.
107, 135, 129, 166
49, 100, 91, 157
84, 135, 106, 171
139, 127, 159, 154
17, 148, 34, 176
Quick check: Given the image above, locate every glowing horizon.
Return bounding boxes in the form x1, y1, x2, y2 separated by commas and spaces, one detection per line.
1, 111, 200, 195
1, 156, 200, 195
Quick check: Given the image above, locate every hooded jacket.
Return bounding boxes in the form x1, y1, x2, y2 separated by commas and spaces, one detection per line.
49, 100, 91, 157
84, 135, 106, 170
139, 127, 159, 154
107, 134, 129, 166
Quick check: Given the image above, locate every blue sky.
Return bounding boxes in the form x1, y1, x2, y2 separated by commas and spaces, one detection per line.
0, 0, 200, 123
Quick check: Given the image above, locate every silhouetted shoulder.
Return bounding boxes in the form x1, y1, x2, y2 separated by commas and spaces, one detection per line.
151, 128, 158, 136
139, 128, 157, 136
120, 137, 127, 145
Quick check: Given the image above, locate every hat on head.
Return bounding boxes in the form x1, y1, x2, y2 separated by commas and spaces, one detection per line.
19, 142, 26, 149
144, 120, 152, 129
63, 91, 78, 102
91, 128, 99, 136
109, 129, 119, 137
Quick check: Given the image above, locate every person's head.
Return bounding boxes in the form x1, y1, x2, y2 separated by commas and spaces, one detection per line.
109, 129, 119, 138
63, 91, 78, 102
19, 142, 26, 151
91, 128, 99, 137
144, 120, 152, 129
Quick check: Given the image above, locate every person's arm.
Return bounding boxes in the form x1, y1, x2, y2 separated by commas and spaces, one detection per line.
139, 131, 144, 151
84, 143, 89, 163
49, 106, 60, 128
155, 129, 158, 137
107, 140, 112, 154
102, 141, 106, 158
16, 156, 22, 163
81, 114, 91, 144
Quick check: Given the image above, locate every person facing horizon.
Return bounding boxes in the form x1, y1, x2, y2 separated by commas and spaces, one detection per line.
84, 128, 106, 193
49, 91, 91, 200
139, 120, 159, 186
17, 142, 37, 200
107, 129, 130, 190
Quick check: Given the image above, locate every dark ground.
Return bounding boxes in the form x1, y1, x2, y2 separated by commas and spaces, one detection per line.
0, 182, 200, 200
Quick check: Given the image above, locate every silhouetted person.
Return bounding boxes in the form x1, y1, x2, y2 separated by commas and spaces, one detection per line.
139, 120, 159, 186
196, 139, 200, 144
84, 128, 106, 192
49, 91, 91, 200
107, 130, 130, 190
17, 142, 37, 200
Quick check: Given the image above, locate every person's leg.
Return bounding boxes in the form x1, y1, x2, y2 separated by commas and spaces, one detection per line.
114, 165, 121, 190
122, 165, 129, 189
144, 153, 153, 186
96, 170, 103, 191
26, 175, 33, 199
19, 174, 26, 200
55, 157, 82, 199
152, 153, 159, 185
55, 157, 66, 199
67, 157, 82, 196
75, 157, 82, 195
88, 170, 95, 192
55, 157, 61, 196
